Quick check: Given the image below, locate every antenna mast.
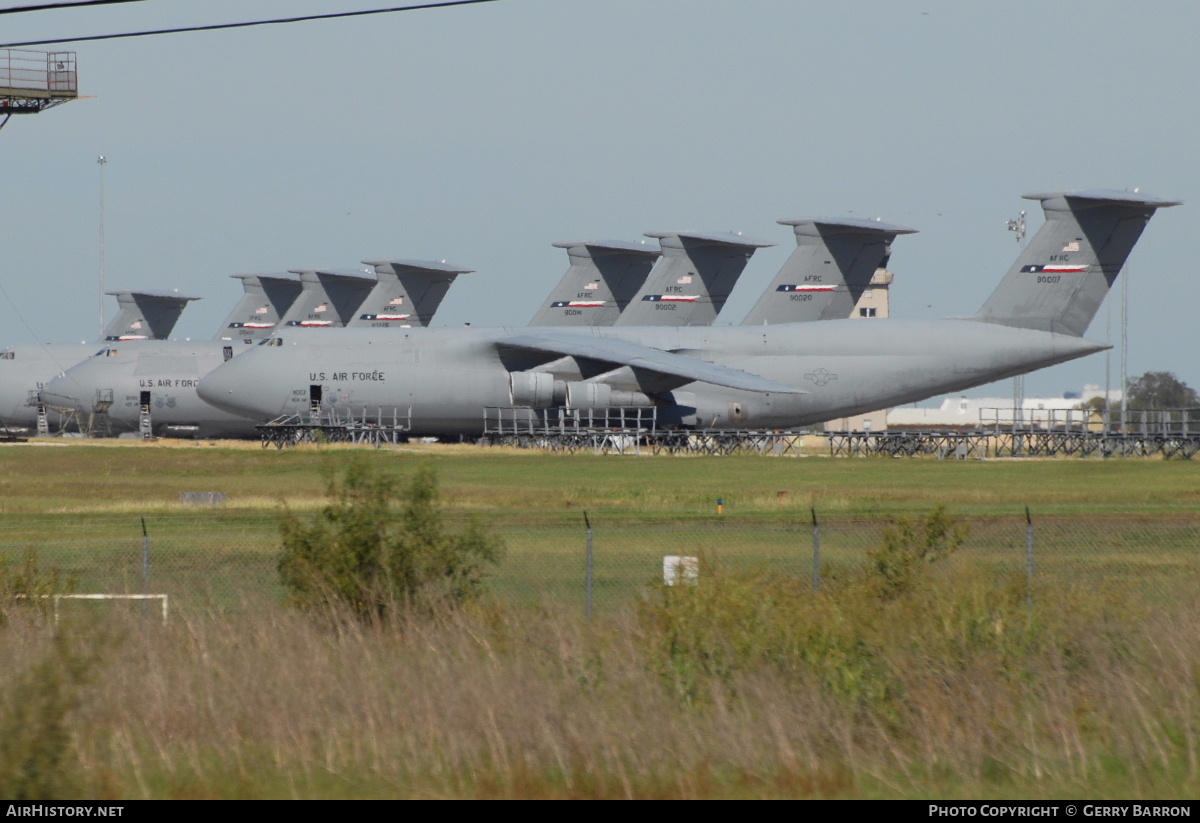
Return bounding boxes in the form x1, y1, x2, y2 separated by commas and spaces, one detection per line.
1006, 210, 1027, 428
97, 154, 107, 337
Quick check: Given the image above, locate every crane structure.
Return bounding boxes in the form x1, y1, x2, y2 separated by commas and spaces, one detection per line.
0, 48, 77, 130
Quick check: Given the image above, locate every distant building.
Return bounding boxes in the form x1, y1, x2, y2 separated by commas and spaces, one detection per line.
887, 384, 1121, 430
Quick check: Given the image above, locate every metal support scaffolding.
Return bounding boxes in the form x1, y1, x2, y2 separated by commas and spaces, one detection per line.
981, 407, 1200, 459
27, 388, 114, 437
257, 406, 412, 448
87, 389, 113, 438
138, 391, 153, 440
482, 407, 807, 456
836, 408, 1200, 460
827, 430, 986, 459
35, 401, 48, 437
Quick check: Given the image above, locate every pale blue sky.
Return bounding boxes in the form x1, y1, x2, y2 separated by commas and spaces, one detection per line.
2, 0, 1195, 401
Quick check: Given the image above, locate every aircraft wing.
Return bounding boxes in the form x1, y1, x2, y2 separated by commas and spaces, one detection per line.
497, 333, 805, 395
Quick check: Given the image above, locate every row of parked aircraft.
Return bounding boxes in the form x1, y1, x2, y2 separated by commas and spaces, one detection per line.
0, 189, 1178, 439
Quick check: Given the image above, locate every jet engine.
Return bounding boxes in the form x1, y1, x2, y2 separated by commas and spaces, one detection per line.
509, 371, 563, 407
564, 381, 654, 409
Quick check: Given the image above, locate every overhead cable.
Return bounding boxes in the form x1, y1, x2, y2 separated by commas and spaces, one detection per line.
0, 0, 504, 48
0, 1, 160, 17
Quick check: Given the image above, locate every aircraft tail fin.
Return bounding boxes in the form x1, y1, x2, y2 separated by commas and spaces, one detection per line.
742, 218, 917, 325
973, 190, 1180, 336
103, 290, 199, 341
353, 259, 473, 327
529, 240, 661, 327
215, 273, 302, 341
615, 231, 773, 327
281, 269, 376, 328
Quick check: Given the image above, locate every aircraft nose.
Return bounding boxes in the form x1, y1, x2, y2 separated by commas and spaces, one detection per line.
197, 358, 270, 419
41, 370, 90, 407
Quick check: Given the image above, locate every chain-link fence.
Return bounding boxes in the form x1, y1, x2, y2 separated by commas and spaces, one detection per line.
1, 510, 1197, 617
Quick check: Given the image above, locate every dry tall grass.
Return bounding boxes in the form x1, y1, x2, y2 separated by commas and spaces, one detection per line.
2, 550, 1197, 799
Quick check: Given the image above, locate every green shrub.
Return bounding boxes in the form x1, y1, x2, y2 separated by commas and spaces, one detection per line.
637, 508, 973, 710
278, 459, 504, 620
0, 627, 104, 799
637, 560, 895, 711
0, 549, 77, 627
866, 505, 967, 599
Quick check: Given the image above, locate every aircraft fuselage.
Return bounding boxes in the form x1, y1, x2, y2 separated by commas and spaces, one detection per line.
195, 319, 1106, 436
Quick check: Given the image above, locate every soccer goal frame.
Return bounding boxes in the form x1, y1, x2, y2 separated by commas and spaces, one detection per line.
50, 593, 169, 625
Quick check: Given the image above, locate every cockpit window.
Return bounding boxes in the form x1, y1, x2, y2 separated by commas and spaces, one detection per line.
265, 338, 283, 348
0, 351, 13, 360
106, 348, 119, 357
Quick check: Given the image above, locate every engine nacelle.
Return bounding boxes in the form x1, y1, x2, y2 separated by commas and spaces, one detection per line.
564, 381, 654, 409
509, 372, 563, 407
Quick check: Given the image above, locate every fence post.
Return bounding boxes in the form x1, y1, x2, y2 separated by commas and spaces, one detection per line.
583, 510, 594, 620
811, 508, 821, 593
141, 516, 150, 617
1025, 506, 1034, 610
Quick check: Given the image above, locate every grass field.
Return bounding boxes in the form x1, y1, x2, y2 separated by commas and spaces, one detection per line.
1, 439, 1199, 516
0, 440, 1196, 611
0, 440, 1198, 798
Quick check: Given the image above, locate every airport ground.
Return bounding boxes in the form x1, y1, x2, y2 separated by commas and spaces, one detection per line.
1, 441, 1198, 798
2, 436, 1198, 515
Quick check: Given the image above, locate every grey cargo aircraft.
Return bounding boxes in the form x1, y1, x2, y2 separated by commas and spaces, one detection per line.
352, 259, 472, 328
22, 275, 301, 435
42, 219, 904, 438
614, 232, 772, 327
279, 269, 375, 328
739, 218, 915, 325
219, 273, 303, 344
529, 240, 661, 327
534, 220, 911, 329
42, 259, 471, 437
0, 290, 198, 432
193, 190, 1178, 436
531, 230, 774, 328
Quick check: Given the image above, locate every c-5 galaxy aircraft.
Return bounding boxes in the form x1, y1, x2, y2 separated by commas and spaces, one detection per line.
43, 259, 471, 438
279, 269, 375, 328
531, 230, 777, 328
219, 273, 303, 344
353, 260, 472, 328
529, 240, 661, 326
739, 218, 915, 325
193, 190, 1178, 436
0, 290, 198, 432
533, 220, 910, 329
614, 232, 773, 327
19, 274, 302, 435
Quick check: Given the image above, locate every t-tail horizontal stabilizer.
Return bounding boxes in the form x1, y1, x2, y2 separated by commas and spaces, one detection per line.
104, 290, 200, 342
282, 269, 376, 329
216, 273, 301, 341
615, 231, 774, 327
529, 240, 661, 327
973, 189, 1180, 337
743, 217, 917, 325
353, 259, 473, 328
